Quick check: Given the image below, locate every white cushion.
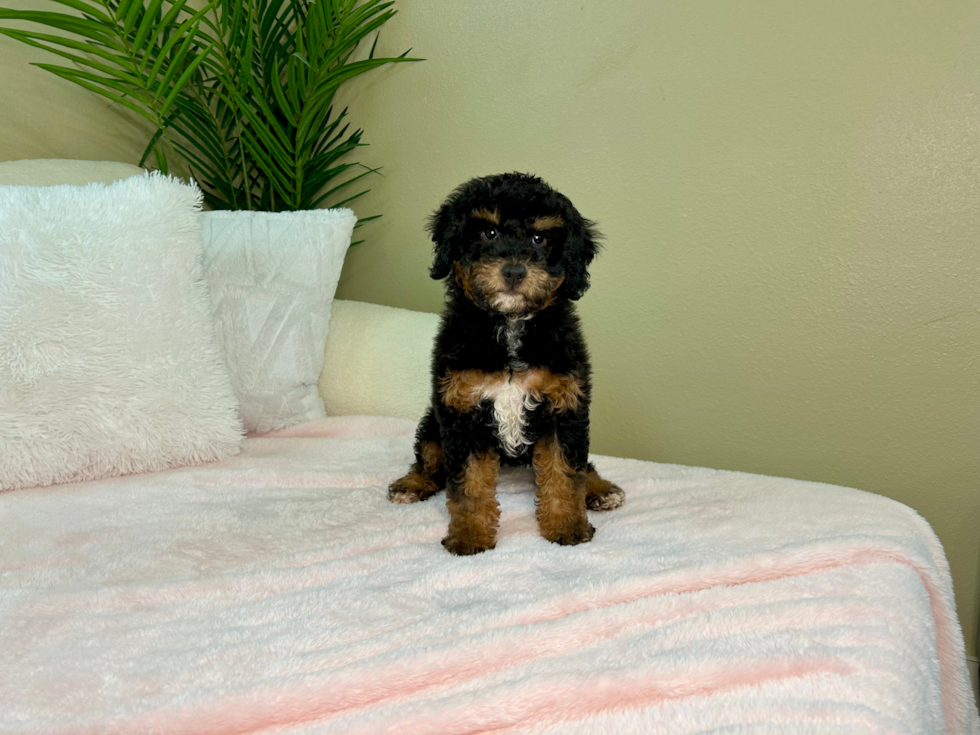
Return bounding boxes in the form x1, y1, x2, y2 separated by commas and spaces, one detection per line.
200, 209, 356, 434
0, 174, 243, 491
0, 158, 145, 186
319, 299, 439, 420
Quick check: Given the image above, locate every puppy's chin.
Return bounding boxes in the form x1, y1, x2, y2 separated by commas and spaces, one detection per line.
490, 292, 530, 315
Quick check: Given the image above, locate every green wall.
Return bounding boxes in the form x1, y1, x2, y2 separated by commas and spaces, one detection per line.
332, 0, 980, 655
1, 0, 977, 655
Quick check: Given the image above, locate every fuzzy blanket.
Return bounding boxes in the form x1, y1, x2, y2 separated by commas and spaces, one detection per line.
1, 416, 976, 734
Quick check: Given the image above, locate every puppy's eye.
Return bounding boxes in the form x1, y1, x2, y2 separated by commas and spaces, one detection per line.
481, 228, 497, 242
531, 233, 547, 246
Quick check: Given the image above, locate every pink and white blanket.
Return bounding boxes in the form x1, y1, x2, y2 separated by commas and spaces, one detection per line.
1, 416, 977, 734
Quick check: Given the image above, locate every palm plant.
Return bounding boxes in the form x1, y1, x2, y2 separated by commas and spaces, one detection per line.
0, 0, 417, 216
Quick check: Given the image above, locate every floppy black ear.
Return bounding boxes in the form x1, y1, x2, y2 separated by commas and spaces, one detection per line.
559, 203, 601, 301
427, 202, 462, 280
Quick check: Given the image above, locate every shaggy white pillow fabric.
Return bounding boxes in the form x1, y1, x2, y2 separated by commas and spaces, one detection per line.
200, 209, 356, 434
0, 174, 243, 491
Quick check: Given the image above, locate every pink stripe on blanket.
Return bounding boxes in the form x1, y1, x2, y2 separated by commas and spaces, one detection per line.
36, 545, 958, 735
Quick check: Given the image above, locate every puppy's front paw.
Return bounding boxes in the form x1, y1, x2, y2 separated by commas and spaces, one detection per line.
586, 483, 625, 511
388, 482, 421, 504
545, 520, 595, 546
388, 473, 439, 504
442, 533, 495, 556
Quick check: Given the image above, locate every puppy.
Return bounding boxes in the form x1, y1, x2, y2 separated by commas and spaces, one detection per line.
388, 172, 624, 555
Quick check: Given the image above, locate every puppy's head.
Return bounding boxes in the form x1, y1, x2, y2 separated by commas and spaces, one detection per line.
428, 173, 600, 315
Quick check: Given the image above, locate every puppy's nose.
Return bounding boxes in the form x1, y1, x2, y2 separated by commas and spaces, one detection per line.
501, 264, 527, 288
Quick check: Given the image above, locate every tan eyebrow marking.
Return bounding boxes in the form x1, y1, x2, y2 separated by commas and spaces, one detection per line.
530, 215, 564, 231
473, 207, 500, 224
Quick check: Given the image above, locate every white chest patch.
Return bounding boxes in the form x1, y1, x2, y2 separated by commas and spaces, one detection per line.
486, 315, 537, 455
481, 377, 538, 457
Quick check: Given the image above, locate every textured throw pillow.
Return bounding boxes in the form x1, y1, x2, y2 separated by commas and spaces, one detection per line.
319, 299, 440, 420
200, 209, 356, 434
0, 174, 243, 491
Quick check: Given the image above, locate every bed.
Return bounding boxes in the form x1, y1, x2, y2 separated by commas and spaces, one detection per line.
2, 408, 978, 733
0, 162, 976, 733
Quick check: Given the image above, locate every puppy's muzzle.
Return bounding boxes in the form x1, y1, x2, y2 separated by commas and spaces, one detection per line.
501, 264, 527, 290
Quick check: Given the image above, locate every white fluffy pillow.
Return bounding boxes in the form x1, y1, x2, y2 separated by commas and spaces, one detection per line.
200, 209, 356, 434
0, 174, 243, 491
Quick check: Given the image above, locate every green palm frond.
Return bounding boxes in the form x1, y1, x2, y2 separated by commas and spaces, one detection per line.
1, 0, 421, 219
182, 0, 420, 212
0, 0, 218, 175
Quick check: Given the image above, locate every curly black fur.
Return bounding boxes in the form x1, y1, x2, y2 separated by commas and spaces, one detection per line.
428, 172, 600, 300
389, 172, 624, 555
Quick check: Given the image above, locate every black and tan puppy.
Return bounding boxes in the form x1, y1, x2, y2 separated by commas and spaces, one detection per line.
389, 172, 624, 555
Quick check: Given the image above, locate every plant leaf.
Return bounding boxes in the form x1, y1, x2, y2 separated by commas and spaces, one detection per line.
121, 0, 145, 37
33, 64, 157, 121
45, 0, 113, 25
159, 42, 214, 114
0, 29, 140, 80
139, 124, 168, 168
146, 4, 212, 86
133, 0, 166, 51
0, 9, 123, 50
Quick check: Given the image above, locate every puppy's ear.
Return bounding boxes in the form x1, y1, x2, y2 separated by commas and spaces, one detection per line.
427, 202, 462, 280
558, 201, 601, 301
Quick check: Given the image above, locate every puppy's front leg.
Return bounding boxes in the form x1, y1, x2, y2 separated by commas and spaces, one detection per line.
533, 433, 594, 546
442, 449, 501, 555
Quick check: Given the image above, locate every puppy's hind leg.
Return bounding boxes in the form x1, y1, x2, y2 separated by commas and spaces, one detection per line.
388, 409, 445, 503
585, 462, 625, 511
